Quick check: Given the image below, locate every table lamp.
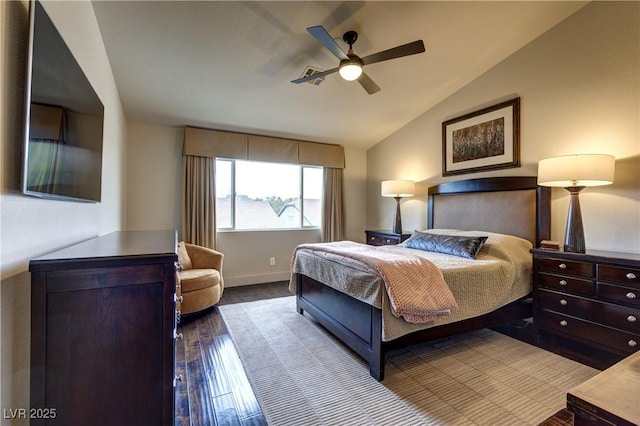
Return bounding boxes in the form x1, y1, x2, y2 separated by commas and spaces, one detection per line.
381, 180, 415, 234
537, 154, 615, 253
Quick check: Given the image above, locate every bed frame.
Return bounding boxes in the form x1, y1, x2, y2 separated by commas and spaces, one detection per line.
295, 176, 551, 381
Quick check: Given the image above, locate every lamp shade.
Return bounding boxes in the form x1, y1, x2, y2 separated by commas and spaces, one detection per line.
381, 180, 415, 197
537, 154, 615, 187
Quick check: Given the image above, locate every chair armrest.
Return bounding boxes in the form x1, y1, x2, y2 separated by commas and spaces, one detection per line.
185, 243, 224, 271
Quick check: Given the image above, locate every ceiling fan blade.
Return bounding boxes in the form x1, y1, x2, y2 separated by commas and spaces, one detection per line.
307, 26, 349, 60
361, 40, 425, 66
358, 71, 381, 95
291, 67, 339, 84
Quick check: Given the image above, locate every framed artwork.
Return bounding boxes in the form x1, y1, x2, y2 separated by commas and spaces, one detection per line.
442, 97, 520, 176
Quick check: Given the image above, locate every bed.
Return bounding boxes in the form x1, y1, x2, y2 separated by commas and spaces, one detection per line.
289, 176, 551, 381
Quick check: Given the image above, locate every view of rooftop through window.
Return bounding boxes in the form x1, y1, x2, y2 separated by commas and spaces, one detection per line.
215, 159, 322, 230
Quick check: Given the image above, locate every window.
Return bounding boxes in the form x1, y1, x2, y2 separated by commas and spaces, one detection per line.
215, 159, 322, 230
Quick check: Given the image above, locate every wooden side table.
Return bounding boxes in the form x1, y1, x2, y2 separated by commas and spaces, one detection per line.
567, 351, 640, 425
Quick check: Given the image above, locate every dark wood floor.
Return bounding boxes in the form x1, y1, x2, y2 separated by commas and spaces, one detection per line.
174, 282, 291, 426
175, 281, 574, 425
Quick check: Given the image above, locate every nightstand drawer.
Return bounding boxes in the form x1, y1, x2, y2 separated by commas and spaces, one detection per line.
597, 283, 640, 307
537, 257, 593, 278
365, 230, 410, 246
598, 264, 640, 286
537, 272, 593, 295
538, 289, 640, 333
539, 310, 640, 355
368, 234, 399, 246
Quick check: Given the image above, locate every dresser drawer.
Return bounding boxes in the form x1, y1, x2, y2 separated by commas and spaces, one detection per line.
538, 289, 640, 333
597, 283, 640, 307
537, 272, 593, 295
539, 310, 640, 355
537, 257, 593, 278
598, 264, 640, 287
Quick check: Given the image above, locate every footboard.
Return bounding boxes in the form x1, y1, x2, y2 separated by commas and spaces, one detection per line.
296, 274, 385, 380
296, 272, 533, 382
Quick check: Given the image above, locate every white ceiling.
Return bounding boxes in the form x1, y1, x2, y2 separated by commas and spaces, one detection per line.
91, 1, 587, 150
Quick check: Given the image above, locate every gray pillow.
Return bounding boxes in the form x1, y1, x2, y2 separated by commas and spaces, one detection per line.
404, 231, 488, 259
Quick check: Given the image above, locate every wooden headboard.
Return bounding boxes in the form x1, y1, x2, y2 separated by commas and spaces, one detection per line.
427, 176, 550, 246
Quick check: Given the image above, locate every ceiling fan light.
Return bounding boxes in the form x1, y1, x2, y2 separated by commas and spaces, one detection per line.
339, 61, 363, 81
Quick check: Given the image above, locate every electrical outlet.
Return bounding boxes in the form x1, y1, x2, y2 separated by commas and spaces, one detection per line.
269, 257, 276, 266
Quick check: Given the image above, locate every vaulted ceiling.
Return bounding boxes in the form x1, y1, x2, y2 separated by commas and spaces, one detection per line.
92, 1, 586, 150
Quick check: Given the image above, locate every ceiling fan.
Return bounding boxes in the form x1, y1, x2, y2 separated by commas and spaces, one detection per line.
291, 26, 425, 94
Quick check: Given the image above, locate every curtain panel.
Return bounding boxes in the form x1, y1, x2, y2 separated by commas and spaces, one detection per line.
182, 155, 216, 249
322, 168, 345, 242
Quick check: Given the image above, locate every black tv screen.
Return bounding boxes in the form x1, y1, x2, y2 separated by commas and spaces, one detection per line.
22, 0, 104, 203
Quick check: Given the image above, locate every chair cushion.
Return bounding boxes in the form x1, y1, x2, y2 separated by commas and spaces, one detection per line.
179, 268, 221, 293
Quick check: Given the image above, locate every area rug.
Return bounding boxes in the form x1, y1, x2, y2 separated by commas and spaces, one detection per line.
219, 296, 598, 425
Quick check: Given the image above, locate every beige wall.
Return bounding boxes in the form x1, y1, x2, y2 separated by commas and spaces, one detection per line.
126, 122, 368, 286
0, 1, 127, 421
368, 1, 640, 254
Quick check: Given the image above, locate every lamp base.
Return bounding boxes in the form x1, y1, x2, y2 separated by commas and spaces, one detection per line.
564, 186, 585, 253
393, 197, 403, 234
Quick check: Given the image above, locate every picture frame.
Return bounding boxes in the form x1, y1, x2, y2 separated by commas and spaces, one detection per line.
442, 97, 520, 176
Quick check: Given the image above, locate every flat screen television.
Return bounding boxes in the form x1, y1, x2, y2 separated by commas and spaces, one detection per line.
21, 0, 104, 203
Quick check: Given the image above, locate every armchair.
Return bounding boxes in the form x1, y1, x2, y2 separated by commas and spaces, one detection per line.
176, 242, 224, 315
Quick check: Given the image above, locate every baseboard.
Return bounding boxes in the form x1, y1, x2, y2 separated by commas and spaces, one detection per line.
224, 271, 291, 287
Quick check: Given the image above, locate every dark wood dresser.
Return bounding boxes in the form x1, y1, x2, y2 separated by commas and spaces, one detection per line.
365, 230, 411, 246
532, 248, 640, 368
30, 230, 179, 426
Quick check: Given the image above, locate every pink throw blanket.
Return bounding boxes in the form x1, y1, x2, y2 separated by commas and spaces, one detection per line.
294, 241, 458, 323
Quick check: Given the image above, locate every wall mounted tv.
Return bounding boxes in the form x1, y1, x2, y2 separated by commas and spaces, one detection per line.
21, 0, 104, 203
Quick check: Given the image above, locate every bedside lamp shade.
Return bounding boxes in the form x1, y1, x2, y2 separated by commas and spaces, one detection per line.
537, 154, 615, 253
537, 154, 615, 188
381, 180, 415, 235
381, 180, 415, 198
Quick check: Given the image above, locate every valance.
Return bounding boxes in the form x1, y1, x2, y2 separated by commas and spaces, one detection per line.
183, 126, 345, 168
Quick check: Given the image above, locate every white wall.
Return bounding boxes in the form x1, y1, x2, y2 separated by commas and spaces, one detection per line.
0, 1, 127, 421
368, 1, 640, 254
126, 123, 368, 286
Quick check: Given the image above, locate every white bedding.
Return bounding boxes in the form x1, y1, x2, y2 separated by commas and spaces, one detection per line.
290, 230, 533, 341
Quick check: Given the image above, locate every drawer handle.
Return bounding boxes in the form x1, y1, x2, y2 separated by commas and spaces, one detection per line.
627, 315, 637, 323
558, 263, 567, 270
627, 272, 637, 280
560, 299, 568, 306
559, 280, 567, 286
560, 320, 568, 326
629, 340, 637, 347
626, 292, 637, 299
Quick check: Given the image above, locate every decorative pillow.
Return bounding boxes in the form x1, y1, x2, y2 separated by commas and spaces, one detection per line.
404, 231, 488, 259
177, 241, 193, 270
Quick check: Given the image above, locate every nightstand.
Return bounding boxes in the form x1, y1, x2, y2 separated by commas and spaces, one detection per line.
531, 248, 640, 368
365, 230, 411, 246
